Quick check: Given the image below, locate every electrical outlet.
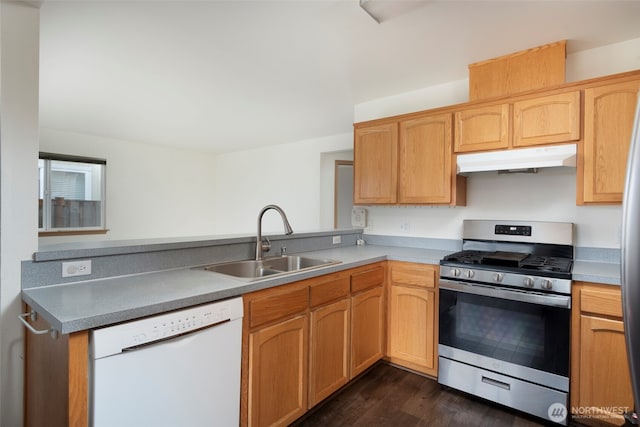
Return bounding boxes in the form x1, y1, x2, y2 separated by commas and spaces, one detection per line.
62, 260, 92, 278
332, 235, 341, 244
365, 219, 373, 232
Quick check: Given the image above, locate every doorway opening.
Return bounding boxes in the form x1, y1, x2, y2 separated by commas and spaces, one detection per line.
334, 160, 353, 229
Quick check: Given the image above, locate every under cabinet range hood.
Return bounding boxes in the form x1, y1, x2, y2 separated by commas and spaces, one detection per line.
456, 144, 577, 174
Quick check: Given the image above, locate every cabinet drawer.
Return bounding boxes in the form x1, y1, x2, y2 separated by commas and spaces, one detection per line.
390, 262, 437, 288
309, 274, 350, 308
580, 286, 623, 318
351, 265, 385, 293
249, 286, 309, 328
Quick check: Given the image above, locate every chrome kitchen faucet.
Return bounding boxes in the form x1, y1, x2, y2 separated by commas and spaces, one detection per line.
255, 205, 293, 260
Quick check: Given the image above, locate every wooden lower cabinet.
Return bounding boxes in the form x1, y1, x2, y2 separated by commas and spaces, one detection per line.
247, 315, 308, 427
24, 309, 89, 427
349, 263, 386, 379
571, 282, 634, 426
308, 298, 349, 407
242, 263, 386, 427
350, 285, 385, 378
386, 262, 438, 377
243, 280, 310, 427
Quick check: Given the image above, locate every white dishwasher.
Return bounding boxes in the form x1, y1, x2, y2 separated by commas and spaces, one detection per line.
89, 297, 243, 427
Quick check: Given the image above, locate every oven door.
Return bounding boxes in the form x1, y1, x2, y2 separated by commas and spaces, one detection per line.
438, 279, 571, 392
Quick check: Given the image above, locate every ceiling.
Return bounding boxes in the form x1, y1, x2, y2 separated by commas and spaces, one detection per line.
38, 1, 640, 154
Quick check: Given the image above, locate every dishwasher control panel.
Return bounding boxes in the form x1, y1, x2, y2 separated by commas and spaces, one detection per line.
90, 297, 243, 359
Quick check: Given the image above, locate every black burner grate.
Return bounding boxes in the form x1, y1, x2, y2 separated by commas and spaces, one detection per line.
442, 250, 573, 274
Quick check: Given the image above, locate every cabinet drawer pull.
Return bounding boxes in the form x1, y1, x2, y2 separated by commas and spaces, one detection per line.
481, 375, 511, 390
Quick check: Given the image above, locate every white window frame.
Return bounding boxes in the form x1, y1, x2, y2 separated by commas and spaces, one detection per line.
39, 153, 107, 233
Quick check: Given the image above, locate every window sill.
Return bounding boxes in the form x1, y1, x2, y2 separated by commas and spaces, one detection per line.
39, 229, 109, 237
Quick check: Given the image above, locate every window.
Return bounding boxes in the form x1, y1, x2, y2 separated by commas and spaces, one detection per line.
39, 153, 106, 235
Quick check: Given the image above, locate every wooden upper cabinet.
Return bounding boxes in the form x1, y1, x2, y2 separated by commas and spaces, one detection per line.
469, 40, 566, 101
580, 79, 640, 204
354, 114, 465, 206
455, 90, 581, 153
513, 91, 581, 147
454, 104, 510, 152
354, 123, 398, 204
399, 113, 453, 204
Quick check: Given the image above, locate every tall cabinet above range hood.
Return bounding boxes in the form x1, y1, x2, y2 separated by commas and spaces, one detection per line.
456, 144, 577, 174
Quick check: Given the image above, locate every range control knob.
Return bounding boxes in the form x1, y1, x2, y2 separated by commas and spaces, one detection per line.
450, 268, 461, 277
493, 272, 504, 282
540, 279, 553, 290
465, 269, 475, 279
523, 277, 535, 287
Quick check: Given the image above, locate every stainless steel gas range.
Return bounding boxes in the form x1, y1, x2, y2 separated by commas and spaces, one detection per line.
438, 219, 573, 425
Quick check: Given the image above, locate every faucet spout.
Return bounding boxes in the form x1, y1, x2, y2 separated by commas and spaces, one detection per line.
256, 204, 293, 260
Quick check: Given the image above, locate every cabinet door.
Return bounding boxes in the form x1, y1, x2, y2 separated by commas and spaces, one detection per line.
513, 91, 581, 147
578, 315, 634, 425
350, 286, 384, 378
308, 298, 349, 407
454, 104, 510, 152
581, 80, 640, 204
248, 315, 308, 427
354, 123, 398, 204
399, 113, 453, 204
388, 285, 436, 376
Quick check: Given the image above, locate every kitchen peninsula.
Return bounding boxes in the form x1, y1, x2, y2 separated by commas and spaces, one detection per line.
21, 228, 621, 427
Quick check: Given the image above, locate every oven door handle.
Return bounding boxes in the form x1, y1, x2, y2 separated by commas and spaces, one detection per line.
439, 279, 571, 308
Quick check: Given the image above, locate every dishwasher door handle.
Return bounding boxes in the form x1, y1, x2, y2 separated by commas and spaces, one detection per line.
122, 318, 231, 352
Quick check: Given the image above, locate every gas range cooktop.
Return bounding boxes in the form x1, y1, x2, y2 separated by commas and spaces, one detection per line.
439, 220, 575, 294
441, 250, 573, 279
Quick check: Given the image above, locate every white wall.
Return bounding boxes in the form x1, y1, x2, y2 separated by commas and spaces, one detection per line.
0, 3, 40, 425
353, 37, 640, 249
355, 38, 640, 122
38, 38, 640, 249
566, 38, 640, 83
39, 128, 219, 244
213, 133, 352, 235
354, 79, 468, 123
364, 168, 620, 248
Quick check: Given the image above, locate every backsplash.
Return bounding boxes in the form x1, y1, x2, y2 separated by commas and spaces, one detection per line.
361, 167, 622, 249
22, 230, 361, 289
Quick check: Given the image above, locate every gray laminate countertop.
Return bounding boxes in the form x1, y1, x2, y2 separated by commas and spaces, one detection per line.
572, 260, 621, 285
21, 245, 449, 334
21, 243, 620, 335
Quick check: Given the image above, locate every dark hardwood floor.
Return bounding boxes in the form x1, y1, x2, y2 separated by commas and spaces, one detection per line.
293, 363, 553, 427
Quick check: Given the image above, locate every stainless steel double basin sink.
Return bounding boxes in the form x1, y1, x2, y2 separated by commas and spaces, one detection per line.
202, 255, 341, 281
